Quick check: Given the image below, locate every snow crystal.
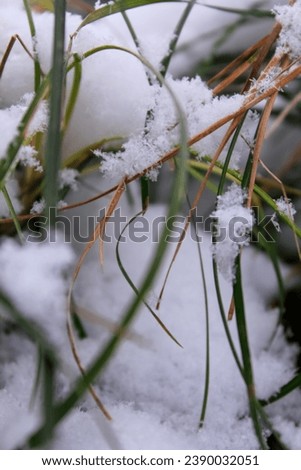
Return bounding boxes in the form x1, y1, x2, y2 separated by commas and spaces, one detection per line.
17, 145, 42, 172
98, 77, 245, 180
30, 198, 45, 214
211, 184, 254, 282
59, 168, 79, 191
274, 0, 301, 59
275, 196, 296, 219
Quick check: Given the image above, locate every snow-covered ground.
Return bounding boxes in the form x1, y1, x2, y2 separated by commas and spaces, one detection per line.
0, 199, 300, 449
1, 0, 301, 450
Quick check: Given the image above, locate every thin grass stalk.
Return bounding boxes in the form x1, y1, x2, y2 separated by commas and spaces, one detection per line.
260, 372, 301, 406
188, 199, 210, 427
233, 257, 268, 449
161, 0, 197, 72
1, 186, 24, 243
116, 211, 183, 347
62, 53, 82, 133
44, 0, 67, 225
23, 0, 42, 91
0, 291, 58, 446
78, 0, 187, 31
0, 77, 49, 184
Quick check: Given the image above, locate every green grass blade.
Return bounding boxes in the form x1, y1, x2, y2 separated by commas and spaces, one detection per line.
23, 0, 42, 91
1, 186, 25, 243
233, 257, 268, 449
212, 261, 244, 378
217, 114, 246, 195
62, 53, 82, 133
116, 211, 183, 347
140, 176, 149, 213
0, 78, 49, 184
120, 9, 141, 51
188, 197, 210, 427
77, 0, 187, 31
260, 372, 301, 406
161, 0, 197, 73
0, 290, 58, 447
44, 0, 67, 225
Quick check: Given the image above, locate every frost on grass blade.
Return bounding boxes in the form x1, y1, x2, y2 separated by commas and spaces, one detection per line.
59, 168, 79, 191
211, 184, 254, 283
273, 0, 301, 59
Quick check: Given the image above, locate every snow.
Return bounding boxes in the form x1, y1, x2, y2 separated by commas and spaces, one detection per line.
211, 184, 254, 282
0, 202, 300, 449
59, 168, 79, 191
274, 0, 301, 59
275, 196, 297, 220
0, 0, 300, 452
0, 237, 74, 346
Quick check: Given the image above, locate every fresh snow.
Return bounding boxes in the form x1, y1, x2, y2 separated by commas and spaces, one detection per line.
0, 0, 300, 451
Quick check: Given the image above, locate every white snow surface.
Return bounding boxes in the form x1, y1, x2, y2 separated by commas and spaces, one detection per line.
0, 0, 300, 451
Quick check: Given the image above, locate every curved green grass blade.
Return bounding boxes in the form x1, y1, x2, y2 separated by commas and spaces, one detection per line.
62, 53, 82, 133
44, 0, 67, 225
187, 196, 210, 427
0, 290, 58, 446
161, 0, 197, 73
77, 0, 187, 31
260, 372, 301, 407
1, 186, 25, 243
200, 3, 273, 18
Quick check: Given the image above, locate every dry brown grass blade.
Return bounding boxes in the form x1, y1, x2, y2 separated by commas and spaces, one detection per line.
2, 58, 300, 229
97, 179, 126, 265
156, 116, 243, 309
245, 22, 282, 89
0, 34, 35, 79
73, 303, 149, 347
247, 93, 278, 208
267, 91, 301, 138
66, 311, 112, 420
227, 297, 235, 321
65, 180, 126, 421
207, 35, 269, 87
212, 59, 253, 96
259, 159, 301, 261
72, 179, 125, 280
